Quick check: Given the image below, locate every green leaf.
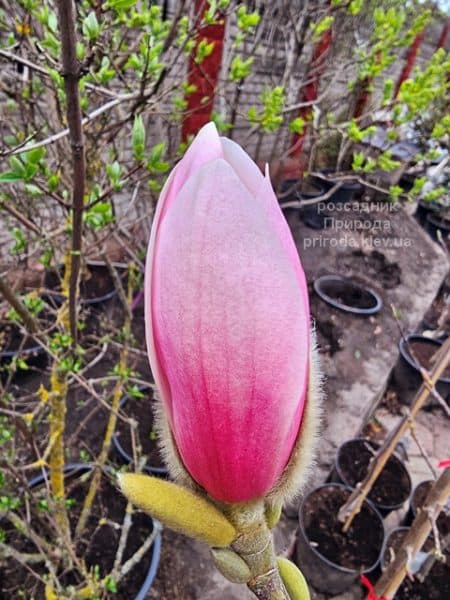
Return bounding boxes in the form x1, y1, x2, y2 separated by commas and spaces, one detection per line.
289, 117, 306, 135
132, 115, 146, 162
107, 0, 138, 10
0, 172, 23, 182
82, 12, 100, 42
230, 56, 254, 81
24, 146, 46, 165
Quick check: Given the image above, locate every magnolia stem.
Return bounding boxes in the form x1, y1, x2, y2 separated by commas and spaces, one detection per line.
225, 504, 290, 600
56, 0, 86, 345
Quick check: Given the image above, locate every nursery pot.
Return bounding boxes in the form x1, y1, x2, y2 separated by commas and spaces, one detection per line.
112, 386, 168, 477
415, 199, 440, 227
43, 262, 122, 308
394, 335, 450, 406
0, 322, 45, 371
403, 480, 450, 540
0, 316, 50, 378
330, 438, 412, 516
298, 181, 327, 230
25, 464, 161, 600
314, 275, 382, 316
279, 179, 302, 219
380, 527, 449, 598
426, 212, 450, 250
314, 169, 363, 205
296, 483, 384, 595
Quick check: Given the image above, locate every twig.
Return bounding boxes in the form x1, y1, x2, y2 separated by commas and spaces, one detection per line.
374, 468, 450, 599
119, 520, 162, 578
56, 0, 86, 345
416, 532, 450, 582
0, 275, 40, 333
74, 266, 134, 539
408, 420, 437, 479
338, 337, 450, 531
0, 542, 45, 564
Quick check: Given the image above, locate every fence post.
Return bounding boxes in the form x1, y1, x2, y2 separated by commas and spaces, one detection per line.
181, 1, 226, 142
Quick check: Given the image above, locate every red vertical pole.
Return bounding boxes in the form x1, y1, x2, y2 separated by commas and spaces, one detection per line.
436, 19, 449, 51
393, 30, 426, 99
289, 28, 332, 160
352, 52, 382, 120
181, 1, 226, 142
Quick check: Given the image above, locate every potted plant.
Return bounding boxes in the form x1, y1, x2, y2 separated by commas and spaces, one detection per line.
0, 464, 162, 599
296, 483, 384, 595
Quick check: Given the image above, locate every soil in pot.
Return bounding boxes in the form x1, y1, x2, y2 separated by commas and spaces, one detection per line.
314, 275, 382, 315
335, 439, 411, 513
298, 181, 328, 230
381, 528, 449, 599
0, 469, 160, 599
425, 212, 450, 249
113, 387, 166, 475
297, 484, 384, 594
415, 200, 440, 227
0, 319, 49, 376
410, 480, 450, 540
406, 339, 450, 379
395, 336, 450, 406
43, 263, 122, 307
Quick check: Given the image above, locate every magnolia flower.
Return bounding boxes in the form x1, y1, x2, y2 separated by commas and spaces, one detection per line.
145, 122, 319, 504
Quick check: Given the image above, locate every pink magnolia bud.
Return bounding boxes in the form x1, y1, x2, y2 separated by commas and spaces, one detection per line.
145, 123, 311, 503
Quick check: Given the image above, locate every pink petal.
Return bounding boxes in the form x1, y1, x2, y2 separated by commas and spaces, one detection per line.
145, 122, 223, 412
151, 159, 309, 502
220, 137, 265, 197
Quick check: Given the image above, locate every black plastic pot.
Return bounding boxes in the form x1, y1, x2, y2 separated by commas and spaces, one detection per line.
298, 182, 327, 230
314, 275, 383, 316
278, 179, 302, 220
28, 464, 161, 600
380, 526, 410, 571
415, 199, 440, 227
43, 262, 121, 308
403, 480, 450, 538
296, 483, 384, 595
278, 179, 327, 228
380, 527, 450, 599
113, 386, 168, 477
314, 169, 363, 204
426, 212, 450, 249
330, 438, 412, 517
394, 335, 450, 406
0, 320, 49, 380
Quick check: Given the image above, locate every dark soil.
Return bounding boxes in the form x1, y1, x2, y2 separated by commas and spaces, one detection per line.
406, 339, 450, 379
337, 439, 411, 508
412, 481, 450, 540
318, 278, 378, 310
0, 471, 158, 599
114, 388, 166, 471
422, 283, 450, 337
302, 485, 384, 570
0, 322, 41, 354
342, 250, 401, 290
382, 529, 450, 600
43, 263, 121, 304
315, 318, 343, 355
